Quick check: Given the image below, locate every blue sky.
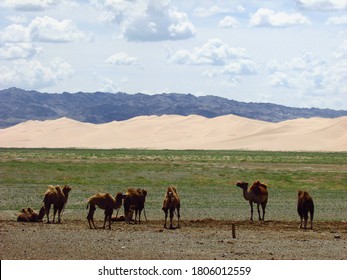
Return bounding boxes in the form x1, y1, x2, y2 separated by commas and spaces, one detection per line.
0, 0, 346, 109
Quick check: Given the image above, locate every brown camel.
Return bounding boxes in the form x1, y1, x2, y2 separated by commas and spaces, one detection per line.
162, 186, 180, 229
43, 185, 71, 223
123, 188, 148, 224
86, 192, 124, 229
236, 180, 268, 221
297, 190, 314, 229
17, 206, 45, 222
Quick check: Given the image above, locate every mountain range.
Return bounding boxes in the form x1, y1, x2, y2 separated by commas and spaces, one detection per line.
1, 87, 346, 128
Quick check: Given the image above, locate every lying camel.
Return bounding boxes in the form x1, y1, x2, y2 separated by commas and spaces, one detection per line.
87, 192, 124, 229
17, 206, 45, 222
236, 180, 268, 221
162, 186, 180, 229
43, 185, 71, 223
297, 190, 314, 229
123, 188, 148, 224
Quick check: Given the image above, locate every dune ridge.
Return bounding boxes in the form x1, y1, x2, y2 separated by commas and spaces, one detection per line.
0, 115, 346, 151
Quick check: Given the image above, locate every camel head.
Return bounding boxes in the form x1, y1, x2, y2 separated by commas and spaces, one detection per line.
114, 192, 124, 209
38, 206, 45, 220
62, 185, 72, 196
141, 189, 147, 197
236, 181, 248, 190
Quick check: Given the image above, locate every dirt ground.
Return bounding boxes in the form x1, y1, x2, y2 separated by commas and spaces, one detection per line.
0, 218, 346, 260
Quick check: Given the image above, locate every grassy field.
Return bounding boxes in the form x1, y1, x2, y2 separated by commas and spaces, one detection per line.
0, 148, 346, 222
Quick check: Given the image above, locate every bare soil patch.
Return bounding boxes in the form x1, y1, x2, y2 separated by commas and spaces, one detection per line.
1, 219, 346, 260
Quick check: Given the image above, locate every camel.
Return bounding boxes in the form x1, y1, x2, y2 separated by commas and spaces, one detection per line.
123, 188, 148, 224
236, 180, 268, 221
17, 206, 45, 222
162, 186, 180, 229
43, 185, 71, 223
86, 192, 124, 229
297, 190, 314, 229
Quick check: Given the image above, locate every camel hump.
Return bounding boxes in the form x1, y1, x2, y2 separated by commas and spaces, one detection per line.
55, 186, 64, 195
250, 181, 268, 194
45, 185, 56, 194
298, 190, 311, 199
167, 186, 177, 195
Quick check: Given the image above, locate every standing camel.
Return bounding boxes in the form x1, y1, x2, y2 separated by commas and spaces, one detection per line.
162, 186, 180, 229
297, 190, 314, 229
123, 188, 148, 224
43, 185, 71, 223
86, 192, 124, 229
236, 181, 268, 221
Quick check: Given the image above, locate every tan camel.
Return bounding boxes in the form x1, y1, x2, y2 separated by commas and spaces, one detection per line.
297, 190, 314, 229
17, 206, 45, 222
162, 186, 180, 229
86, 192, 124, 229
123, 188, 148, 224
43, 185, 71, 223
236, 181, 268, 221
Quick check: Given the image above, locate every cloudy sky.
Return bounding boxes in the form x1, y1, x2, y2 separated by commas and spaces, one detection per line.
0, 0, 346, 109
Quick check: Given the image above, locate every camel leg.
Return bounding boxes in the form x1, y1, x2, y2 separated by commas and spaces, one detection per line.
169, 208, 174, 229
108, 209, 113, 229
163, 208, 168, 228
249, 201, 254, 221
257, 203, 261, 221
104, 208, 113, 229
143, 207, 148, 222
45, 204, 51, 224
303, 213, 308, 229
138, 209, 142, 224
134, 210, 138, 224
261, 203, 266, 221
87, 207, 96, 229
309, 211, 314, 230
177, 206, 180, 228
53, 206, 58, 223
57, 208, 62, 224
299, 215, 303, 229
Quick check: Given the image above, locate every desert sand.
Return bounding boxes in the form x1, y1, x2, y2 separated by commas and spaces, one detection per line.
0, 114, 346, 151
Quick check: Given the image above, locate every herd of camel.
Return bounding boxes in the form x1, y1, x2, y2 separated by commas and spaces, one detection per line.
17, 181, 315, 230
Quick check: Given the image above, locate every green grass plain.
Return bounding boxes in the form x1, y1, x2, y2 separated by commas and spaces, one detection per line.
0, 148, 346, 221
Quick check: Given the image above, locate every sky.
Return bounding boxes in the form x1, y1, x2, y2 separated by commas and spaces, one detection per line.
0, 0, 346, 110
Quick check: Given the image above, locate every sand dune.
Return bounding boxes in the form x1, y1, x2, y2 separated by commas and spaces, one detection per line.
0, 115, 346, 151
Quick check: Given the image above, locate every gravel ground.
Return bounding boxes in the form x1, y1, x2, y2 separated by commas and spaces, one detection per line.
1, 219, 346, 260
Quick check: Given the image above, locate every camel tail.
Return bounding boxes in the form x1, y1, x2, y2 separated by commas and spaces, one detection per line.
86, 202, 90, 210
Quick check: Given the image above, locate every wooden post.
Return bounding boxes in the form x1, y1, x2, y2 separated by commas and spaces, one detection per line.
232, 223, 236, 239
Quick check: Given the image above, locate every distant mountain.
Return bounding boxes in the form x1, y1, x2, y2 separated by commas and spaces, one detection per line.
1, 87, 346, 128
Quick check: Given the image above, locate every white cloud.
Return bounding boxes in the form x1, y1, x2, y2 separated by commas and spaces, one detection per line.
0, 24, 30, 43
106, 52, 138, 65
266, 48, 347, 101
326, 15, 347, 24
204, 59, 257, 77
105, 52, 144, 69
92, 0, 196, 42
0, 0, 59, 11
250, 8, 310, 27
0, 57, 74, 88
296, 0, 347, 11
29, 16, 92, 43
218, 16, 239, 28
0, 43, 42, 60
0, 16, 92, 44
193, 4, 245, 17
5, 15, 28, 24
332, 40, 347, 58
0, 0, 79, 11
168, 39, 247, 66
